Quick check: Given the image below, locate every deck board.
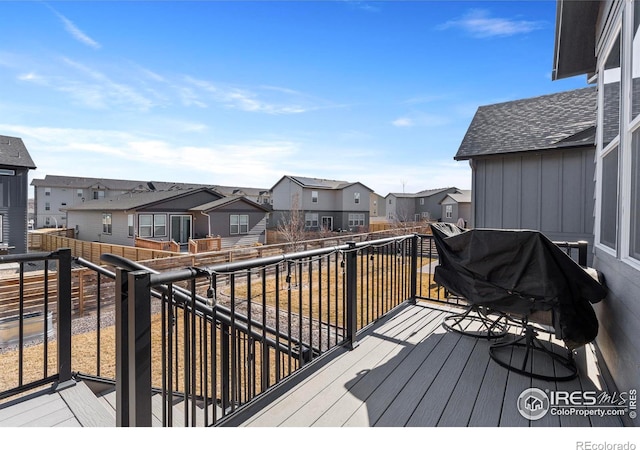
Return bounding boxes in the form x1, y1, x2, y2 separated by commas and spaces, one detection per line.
0, 302, 627, 428
238, 302, 624, 428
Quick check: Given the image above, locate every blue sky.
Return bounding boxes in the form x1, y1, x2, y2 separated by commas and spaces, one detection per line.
0, 0, 589, 197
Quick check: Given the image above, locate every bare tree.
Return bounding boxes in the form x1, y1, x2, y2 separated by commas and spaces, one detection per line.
277, 192, 305, 251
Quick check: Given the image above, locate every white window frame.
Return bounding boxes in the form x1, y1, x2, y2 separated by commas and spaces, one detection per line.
354, 192, 360, 204
102, 213, 112, 235
154, 214, 167, 237
138, 214, 153, 238
595, 19, 623, 258
128, 214, 135, 237
348, 213, 365, 227
305, 213, 319, 228
311, 190, 318, 203
230, 214, 249, 235
44, 187, 51, 196
93, 190, 105, 200
445, 205, 453, 219
45, 202, 50, 211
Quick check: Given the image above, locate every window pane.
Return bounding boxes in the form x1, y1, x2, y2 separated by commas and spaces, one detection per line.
603, 33, 621, 146
633, 0, 640, 121
139, 215, 153, 238
600, 147, 619, 249
230, 215, 239, 234
240, 215, 249, 233
128, 214, 134, 237
631, 131, 640, 259
154, 215, 166, 236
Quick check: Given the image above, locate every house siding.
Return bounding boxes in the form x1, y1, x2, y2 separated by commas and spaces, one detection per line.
472, 147, 596, 262
0, 169, 30, 253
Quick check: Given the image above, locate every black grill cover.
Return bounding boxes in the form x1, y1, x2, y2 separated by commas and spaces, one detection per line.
430, 223, 607, 348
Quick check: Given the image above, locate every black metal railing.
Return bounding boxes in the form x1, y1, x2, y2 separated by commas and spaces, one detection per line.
0, 233, 591, 426
107, 234, 420, 426
0, 248, 72, 401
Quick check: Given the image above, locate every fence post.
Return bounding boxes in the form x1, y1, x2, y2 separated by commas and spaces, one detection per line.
409, 234, 418, 304
128, 270, 153, 427
577, 241, 588, 267
221, 323, 231, 413
115, 267, 130, 427
56, 248, 72, 384
345, 241, 358, 350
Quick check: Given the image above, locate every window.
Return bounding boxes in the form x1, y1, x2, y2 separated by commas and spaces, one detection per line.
45, 217, 50, 226
603, 33, 621, 147
138, 214, 153, 238
348, 213, 365, 227
102, 213, 112, 235
631, 132, 640, 259
77, 189, 83, 198
0, 169, 15, 176
445, 205, 453, 219
44, 187, 51, 196
311, 191, 318, 203
93, 190, 105, 200
45, 202, 50, 211
230, 214, 249, 235
305, 213, 319, 228
354, 192, 360, 204
420, 198, 425, 205
154, 215, 167, 237
128, 214, 134, 237
633, 0, 640, 122
389, 199, 392, 204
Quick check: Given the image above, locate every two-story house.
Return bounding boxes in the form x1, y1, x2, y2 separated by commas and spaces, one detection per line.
0, 135, 36, 254
553, 0, 638, 425
385, 187, 461, 222
270, 175, 373, 232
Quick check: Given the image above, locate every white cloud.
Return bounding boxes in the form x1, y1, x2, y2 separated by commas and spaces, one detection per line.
438, 9, 545, 38
184, 76, 328, 115
392, 117, 414, 127
49, 6, 101, 49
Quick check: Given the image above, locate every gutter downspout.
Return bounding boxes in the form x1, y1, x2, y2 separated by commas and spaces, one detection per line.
200, 210, 211, 237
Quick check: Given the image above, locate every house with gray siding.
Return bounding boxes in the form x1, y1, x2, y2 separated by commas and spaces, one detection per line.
455, 87, 597, 256
31, 174, 271, 229
385, 187, 460, 222
270, 175, 373, 232
440, 190, 471, 226
65, 187, 268, 248
553, 0, 639, 426
0, 135, 36, 254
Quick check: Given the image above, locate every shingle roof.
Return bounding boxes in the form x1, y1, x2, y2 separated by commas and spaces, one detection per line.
274, 175, 374, 193
64, 187, 219, 211
190, 196, 270, 213
455, 87, 596, 161
0, 135, 36, 169
441, 190, 472, 204
30, 175, 209, 191
387, 187, 456, 199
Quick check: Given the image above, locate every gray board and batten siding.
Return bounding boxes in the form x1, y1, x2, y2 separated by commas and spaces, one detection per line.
455, 87, 597, 264
0, 136, 36, 254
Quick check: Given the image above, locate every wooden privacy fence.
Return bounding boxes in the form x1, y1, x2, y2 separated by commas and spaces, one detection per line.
38, 234, 180, 265
134, 236, 181, 253
0, 268, 115, 321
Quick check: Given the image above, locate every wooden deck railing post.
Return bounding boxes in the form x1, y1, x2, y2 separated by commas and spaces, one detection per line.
55, 248, 73, 384
345, 241, 358, 350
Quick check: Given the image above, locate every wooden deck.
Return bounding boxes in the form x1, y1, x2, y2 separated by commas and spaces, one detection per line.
228, 302, 625, 427
0, 302, 626, 428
